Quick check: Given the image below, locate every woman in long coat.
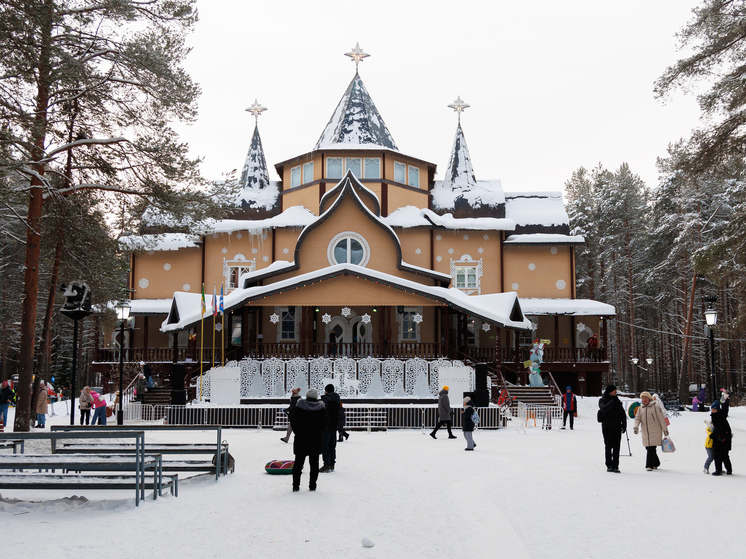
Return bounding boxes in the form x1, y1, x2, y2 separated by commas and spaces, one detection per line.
35, 379, 49, 428
633, 391, 669, 470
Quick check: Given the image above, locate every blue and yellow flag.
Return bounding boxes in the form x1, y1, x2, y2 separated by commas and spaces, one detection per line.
201, 283, 206, 315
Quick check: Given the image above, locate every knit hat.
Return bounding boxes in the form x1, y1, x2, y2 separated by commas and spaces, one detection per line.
604, 384, 617, 395
306, 388, 319, 400
566, 386, 572, 391
463, 396, 472, 404
711, 400, 721, 411
640, 391, 653, 400
291, 387, 301, 394
443, 385, 449, 391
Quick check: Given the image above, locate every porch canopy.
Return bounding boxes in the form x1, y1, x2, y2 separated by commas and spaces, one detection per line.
161, 263, 532, 333
517, 298, 616, 317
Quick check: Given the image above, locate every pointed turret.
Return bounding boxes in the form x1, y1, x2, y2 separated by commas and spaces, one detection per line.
314, 46, 398, 151
236, 100, 279, 213
441, 123, 477, 194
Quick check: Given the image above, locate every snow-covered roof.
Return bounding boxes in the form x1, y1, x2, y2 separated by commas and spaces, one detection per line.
519, 298, 616, 316
504, 233, 585, 245
431, 179, 505, 211
383, 206, 515, 231
119, 233, 201, 252
162, 263, 531, 332
504, 192, 570, 227
314, 73, 398, 151
127, 299, 174, 314
202, 206, 317, 235
441, 123, 476, 193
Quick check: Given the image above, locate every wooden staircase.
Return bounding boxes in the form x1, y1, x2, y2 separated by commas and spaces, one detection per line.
142, 387, 173, 406
507, 386, 558, 407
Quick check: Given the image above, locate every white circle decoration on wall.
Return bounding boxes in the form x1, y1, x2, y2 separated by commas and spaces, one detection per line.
163, 263, 171, 271
556, 279, 567, 290
512, 283, 519, 290
270, 313, 279, 324
528, 263, 536, 271
183, 284, 191, 291
138, 278, 149, 289
551, 247, 558, 254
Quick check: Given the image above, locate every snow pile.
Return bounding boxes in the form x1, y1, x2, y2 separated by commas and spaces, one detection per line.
504, 192, 570, 227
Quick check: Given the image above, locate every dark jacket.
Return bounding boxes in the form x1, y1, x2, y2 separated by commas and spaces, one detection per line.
0, 386, 13, 405
462, 403, 476, 432
599, 393, 627, 432
290, 398, 328, 455
337, 405, 346, 430
710, 411, 732, 452
284, 393, 301, 415
437, 389, 452, 420
322, 390, 341, 431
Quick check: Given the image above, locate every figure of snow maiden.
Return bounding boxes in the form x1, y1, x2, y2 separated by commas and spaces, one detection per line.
529, 362, 544, 387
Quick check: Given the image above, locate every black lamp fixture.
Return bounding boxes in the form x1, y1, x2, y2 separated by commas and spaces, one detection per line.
704, 295, 718, 402
115, 300, 131, 425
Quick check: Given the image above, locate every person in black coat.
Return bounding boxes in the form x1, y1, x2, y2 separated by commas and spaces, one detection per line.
599, 384, 627, 473
462, 396, 477, 451
320, 384, 340, 472
709, 400, 733, 476
289, 388, 328, 492
280, 387, 301, 443
337, 402, 350, 442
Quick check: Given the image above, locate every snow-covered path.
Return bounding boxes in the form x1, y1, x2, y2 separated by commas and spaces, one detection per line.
1, 398, 743, 558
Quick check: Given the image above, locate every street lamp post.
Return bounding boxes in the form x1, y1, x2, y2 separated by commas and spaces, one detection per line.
704, 296, 718, 403
116, 301, 131, 425
646, 358, 654, 391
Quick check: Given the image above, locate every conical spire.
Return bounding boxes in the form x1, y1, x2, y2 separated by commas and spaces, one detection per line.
314, 73, 398, 151
239, 124, 270, 191
442, 122, 476, 193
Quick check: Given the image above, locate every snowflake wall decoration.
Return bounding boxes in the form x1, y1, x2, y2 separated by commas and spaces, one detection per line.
283, 248, 289, 254
448, 248, 454, 254
252, 248, 258, 254
512, 283, 519, 290
361, 314, 371, 324
528, 263, 536, 270
322, 314, 332, 324
436, 255, 442, 262
556, 279, 567, 290
183, 284, 191, 291
477, 247, 484, 254
413, 313, 423, 324
415, 248, 421, 255
263, 255, 269, 262
483, 234, 489, 240
221, 247, 228, 254
236, 233, 243, 239
463, 234, 469, 240
138, 278, 149, 289
215, 323, 223, 332
482, 323, 491, 332
551, 247, 558, 254
576, 322, 586, 332
341, 307, 351, 317
435, 234, 442, 241
163, 263, 171, 271
270, 313, 280, 324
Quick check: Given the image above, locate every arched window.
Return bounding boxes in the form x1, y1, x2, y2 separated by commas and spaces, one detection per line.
327, 232, 370, 267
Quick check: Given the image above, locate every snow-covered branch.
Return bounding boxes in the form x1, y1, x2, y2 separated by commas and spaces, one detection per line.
41, 137, 129, 161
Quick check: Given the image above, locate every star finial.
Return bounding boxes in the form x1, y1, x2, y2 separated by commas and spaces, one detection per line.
245, 99, 267, 123
448, 96, 470, 124
345, 42, 370, 73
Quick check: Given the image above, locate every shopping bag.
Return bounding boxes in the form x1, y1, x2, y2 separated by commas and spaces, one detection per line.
661, 436, 676, 453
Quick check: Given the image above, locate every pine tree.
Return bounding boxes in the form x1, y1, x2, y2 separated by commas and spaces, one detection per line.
0, 1, 234, 431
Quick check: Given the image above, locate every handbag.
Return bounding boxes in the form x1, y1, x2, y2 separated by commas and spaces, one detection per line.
661, 436, 676, 453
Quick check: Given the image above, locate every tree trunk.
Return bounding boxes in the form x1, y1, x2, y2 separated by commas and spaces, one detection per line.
15, 0, 54, 432
677, 274, 697, 402
39, 238, 63, 380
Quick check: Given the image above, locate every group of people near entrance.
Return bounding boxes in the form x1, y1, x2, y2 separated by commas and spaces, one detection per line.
282, 384, 347, 492
599, 384, 733, 475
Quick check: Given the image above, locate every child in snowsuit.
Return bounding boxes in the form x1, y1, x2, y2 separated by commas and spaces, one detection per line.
704, 418, 714, 474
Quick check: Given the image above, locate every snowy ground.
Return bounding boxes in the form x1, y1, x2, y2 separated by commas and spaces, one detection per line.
1, 397, 743, 558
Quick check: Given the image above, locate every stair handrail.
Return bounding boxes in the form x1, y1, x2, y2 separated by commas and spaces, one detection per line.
456, 348, 511, 404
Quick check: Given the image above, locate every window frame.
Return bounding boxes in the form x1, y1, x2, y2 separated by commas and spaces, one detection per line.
327, 231, 370, 267
290, 165, 301, 187
303, 161, 314, 183
394, 161, 406, 183
327, 157, 343, 179
407, 165, 420, 188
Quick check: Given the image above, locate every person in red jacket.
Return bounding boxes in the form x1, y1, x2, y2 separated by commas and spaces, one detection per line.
561, 386, 577, 430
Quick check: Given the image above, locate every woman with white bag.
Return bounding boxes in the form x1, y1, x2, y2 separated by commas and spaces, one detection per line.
633, 391, 669, 471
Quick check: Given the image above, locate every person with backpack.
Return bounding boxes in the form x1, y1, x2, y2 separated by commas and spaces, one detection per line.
462, 396, 478, 451
561, 386, 577, 430
598, 384, 627, 473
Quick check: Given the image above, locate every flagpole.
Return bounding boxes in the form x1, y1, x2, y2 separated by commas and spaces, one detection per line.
221, 284, 225, 366
211, 283, 217, 369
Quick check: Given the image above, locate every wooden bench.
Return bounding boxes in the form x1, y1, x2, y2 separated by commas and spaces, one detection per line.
0, 473, 177, 497
50, 425, 232, 479
0, 431, 153, 505
0, 439, 23, 454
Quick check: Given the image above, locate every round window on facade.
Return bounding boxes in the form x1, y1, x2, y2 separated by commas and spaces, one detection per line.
328, 232, 370, 267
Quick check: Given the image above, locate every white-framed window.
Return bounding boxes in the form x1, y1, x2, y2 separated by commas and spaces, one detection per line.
408, 165, 419, 187
364, 158, 380, 178
327, 157, 343, 179
345, 157, 361, 177
394, 161, 406, 183
396, 306, 422, 342
303, 161, 314, 183
327, 231, 370, 267
275, 306, 300, 342
228, 265, 253, 289
290, 165, 301, 187
450, 254, 483, 295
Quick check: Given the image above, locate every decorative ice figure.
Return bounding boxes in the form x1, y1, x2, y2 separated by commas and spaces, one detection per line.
295, 375, 309, 396
248, 371, 266, 397
272, 378, 285, 397
393, 379, 406, 397
365, 371, 385, 398
412, 372, 432, 398
529, 339, 544, 365
529, 362, 544, 387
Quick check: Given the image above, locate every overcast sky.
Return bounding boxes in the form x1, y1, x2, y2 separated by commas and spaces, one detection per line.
177, 0, 704, 194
